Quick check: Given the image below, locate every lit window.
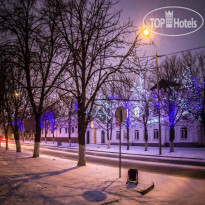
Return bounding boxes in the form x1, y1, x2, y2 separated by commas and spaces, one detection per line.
154, 129, 159, 140
91, 121, 94, 128
134, 107, 140, 118
181, 127, 187, 139
135, 130, 139, 140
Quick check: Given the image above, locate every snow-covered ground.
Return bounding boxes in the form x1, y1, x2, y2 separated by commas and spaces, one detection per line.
0, 147, 205, 205
21, 140, 205, 160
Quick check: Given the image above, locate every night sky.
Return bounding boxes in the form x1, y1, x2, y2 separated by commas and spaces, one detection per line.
117, 0, 205, 57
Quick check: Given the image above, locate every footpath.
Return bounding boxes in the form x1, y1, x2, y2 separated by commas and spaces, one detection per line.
0, 147, 205, 205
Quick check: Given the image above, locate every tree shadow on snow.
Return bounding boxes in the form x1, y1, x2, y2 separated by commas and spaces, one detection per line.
82, 190, 106, 202
0, 166, 79, 204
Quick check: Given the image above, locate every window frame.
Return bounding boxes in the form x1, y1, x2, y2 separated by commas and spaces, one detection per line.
116, 131, 120, 140
181, 127, 187, 139
124, 132, 128, 140
134, 130, 139, 140
154, 129, 159, 140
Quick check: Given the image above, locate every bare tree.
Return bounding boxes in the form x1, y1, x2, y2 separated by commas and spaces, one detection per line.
0, 0, 69, 157
3, 78, 29, 152
56, 0, 144, 166
0, 45, 10, 150
0, 44, 29, 151
95, 81, 118, 148
132, 76, 153, 151
58, 96, 78, 147
157, 55, 187, 152
114, 76, 135, 150
183, 52, 205, 146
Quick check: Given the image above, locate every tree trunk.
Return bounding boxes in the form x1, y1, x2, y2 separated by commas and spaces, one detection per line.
23, 131, 25, 142
68, 127, 71, 147
33, 142, 40, 157
145, 141, 148, 151
5, 130, 9, 150
169, 128, 175, 152
170, 141, 174, 152
144, 126, 148, 151
45, 120, 47, 143
127, 126, 130, 150
33, 114, 41, 158
6, 137, 8, 150
52, 132, 55, 144
15, 139, 21, 152
107, 139, 111, 149
107, 124, 110, 149
14, 130, 21, 152
203, 122, 205, 146
68, 109, 72, 147
77, 108, 86, 166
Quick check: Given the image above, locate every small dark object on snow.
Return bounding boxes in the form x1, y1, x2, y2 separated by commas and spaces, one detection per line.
126, 169, 138, 185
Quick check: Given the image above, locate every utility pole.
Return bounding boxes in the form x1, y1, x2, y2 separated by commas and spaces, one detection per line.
155, 49, 162, 155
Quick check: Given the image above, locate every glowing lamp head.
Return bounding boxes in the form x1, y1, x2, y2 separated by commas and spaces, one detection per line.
143, 29, 150, 36
15, 92, 19, 97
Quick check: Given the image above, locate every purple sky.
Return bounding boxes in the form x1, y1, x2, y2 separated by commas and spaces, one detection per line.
117, 0, 205, 57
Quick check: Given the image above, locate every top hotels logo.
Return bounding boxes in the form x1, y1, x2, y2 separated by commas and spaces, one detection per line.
143, 6, 204, 36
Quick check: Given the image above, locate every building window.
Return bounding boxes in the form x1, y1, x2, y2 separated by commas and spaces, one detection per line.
181, 127, 187, 139
101, 131, 105, 144
134, 130, 139, 140
65, 128, 67, 134
116, 131, 120, 140
154, 129, 159, 140
59, 128, 61, 134
124, 132, 128, 140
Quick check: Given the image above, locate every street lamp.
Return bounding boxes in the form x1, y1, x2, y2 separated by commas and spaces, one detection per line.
143, 29, 150, 37
15, 92, 19, 97
142, 29, 162, 155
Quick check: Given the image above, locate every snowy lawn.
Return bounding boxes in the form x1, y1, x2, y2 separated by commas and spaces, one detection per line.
0, 148, 205, 205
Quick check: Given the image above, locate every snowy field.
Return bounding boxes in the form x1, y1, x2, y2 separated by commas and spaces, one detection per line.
0, 147, 205, 205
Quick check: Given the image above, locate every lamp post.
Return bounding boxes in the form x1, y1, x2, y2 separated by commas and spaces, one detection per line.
143, 29, 162, 155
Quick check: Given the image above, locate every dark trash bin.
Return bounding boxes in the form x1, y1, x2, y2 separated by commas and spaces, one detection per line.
126, 169, 138, 185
